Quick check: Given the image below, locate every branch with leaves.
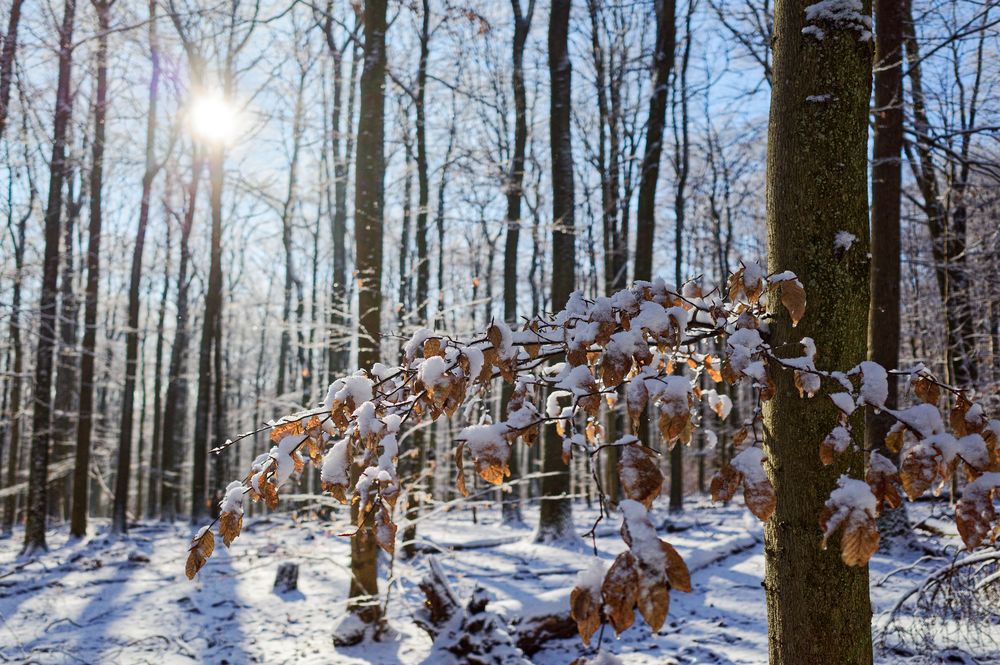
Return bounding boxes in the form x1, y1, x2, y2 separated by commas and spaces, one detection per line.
185, 261, 1000, 648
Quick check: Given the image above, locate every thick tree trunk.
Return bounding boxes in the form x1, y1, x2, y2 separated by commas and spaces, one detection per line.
762, 2, 873, 663
344, 0, 388, 636
536, 0, 575, 545
113, 7, 162, 533
72, 0, 113, 537
24, 0, 76, 554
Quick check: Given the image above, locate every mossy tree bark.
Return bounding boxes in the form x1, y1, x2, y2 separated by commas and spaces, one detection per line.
763, 2, 874, 663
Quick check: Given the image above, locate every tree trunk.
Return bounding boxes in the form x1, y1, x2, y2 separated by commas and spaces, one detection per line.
762, 2, 873, 663
147, 202, 170, 519
324, 14, 359, 382
536, 0, 575, 545
500, 0, 534, 527
71, 0, 113, 537
415, 0, 431, 325
901, 2, 978, 390
276, 67, 307, 404
1, 163, 30, 535
192, 144, 225, 523
867, 0, 908, 538
634, 0, 676, 283
113, 4, 162, 533
24, 0, 76, 554
345, 0, 388, 635
160, 153, 201, 521
0, 0, 24, 140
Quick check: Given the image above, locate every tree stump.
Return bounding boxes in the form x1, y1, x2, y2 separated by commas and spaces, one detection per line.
273, 562, 298, 593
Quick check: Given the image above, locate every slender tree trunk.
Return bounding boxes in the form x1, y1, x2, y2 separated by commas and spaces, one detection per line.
148, 204, 170, 519
2, 168, 30, 535
71, 0, 113, 537
276, 69, 307, 403
51, 164, 81, 522
536, 0, 575, 545
867, 0, 909, 538
415, 0, 431, 324
500, 0, 534, 527
160, 154, 201, 521
344, 0, 388, 636
113, 4, 161, 533
668, 0, 693, 513
192, 145, 225, 523
634, 0, 676, 283
324, 14, 359, 382
0, 0, 24, 140
901, 2, 977, 390
762, 2, 873, 663
24, 0, 76, 554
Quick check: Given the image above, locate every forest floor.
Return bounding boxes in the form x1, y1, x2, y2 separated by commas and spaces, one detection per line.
0, 496, 995, 664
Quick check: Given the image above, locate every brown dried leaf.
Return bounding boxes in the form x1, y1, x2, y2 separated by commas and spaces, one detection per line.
636, 568, 669, 632
185, 530, 216, 580
710, 464, 742, 504
951, 395, 972, 436
374, 506, 397, 555
660, 540, 692, 592
601, 551, 639, 635
885, 426, 905, 455
569, 585, 602, 646
270, 419, 305, 443
744, 479, 776, 522
913, 376, 940, 406
777, 278, 806, 327
219, 511, 243, 548
899, 443, 940, 501
618, 444, 663, 508
866, 452, 902, 514
260, 476, 279, 510
455, 442, 468, 498
423, 337, 443, 358
840, 514, 880, 566
601, 345, 631, 389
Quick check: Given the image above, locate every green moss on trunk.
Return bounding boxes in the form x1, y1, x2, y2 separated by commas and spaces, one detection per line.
763, 1, 874, 663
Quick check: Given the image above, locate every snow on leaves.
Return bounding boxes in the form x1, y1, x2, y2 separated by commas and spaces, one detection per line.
187, 261, 1000, 644
821, 476, 880, 566
710, 446, 776, 522
571, 501, 691, 642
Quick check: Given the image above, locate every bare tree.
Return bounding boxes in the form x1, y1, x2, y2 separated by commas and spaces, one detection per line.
72, 0, 116, 537
24, 0, 77, 554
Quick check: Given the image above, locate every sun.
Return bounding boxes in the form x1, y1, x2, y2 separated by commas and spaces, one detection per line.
189, 91, 239, 144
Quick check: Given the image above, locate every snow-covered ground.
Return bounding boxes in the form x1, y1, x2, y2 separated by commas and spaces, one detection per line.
0, 497, 994, 664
